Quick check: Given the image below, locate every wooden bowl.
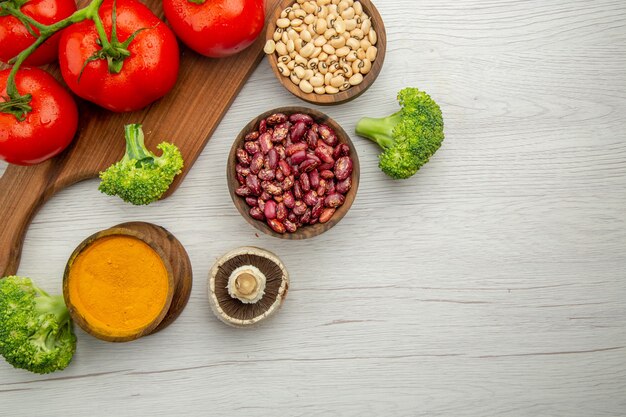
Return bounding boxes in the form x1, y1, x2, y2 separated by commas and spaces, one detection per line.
266, 0, 386, 105
63, 222, 192, 342
227, 107, 360, 239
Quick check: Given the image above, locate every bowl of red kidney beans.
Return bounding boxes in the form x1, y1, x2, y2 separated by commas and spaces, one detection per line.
227, 107, 359, 239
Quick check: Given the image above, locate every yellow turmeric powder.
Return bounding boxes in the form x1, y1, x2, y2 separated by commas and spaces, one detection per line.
67, 235, 170, 338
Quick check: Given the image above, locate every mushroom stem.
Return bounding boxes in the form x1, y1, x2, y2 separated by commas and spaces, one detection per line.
227, 266, 266, 304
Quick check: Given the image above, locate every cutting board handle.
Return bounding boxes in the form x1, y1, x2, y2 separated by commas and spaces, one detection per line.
0, 163, 57, 277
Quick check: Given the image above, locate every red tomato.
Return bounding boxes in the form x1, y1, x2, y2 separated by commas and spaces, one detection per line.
58, 0, 179, 112
162, 0, 265, 58
0, 0, 77, 66
0, 68, 78, 165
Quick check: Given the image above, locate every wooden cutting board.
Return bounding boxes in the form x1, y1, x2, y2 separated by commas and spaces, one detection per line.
0, 0, 281, 277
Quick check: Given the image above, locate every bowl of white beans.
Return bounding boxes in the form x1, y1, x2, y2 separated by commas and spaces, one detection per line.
264, 0, 386, 105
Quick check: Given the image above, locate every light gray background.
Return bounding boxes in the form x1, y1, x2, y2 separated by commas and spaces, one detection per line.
1, 0, 625, 415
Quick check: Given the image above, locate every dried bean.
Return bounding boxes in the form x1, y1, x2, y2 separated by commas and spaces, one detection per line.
320, 169, 334, 179
300, 208, 312, 224
276, 202, 288, 221
259, 119, 268, 133
250, 207, 265, 220
235, 185, 251, 197
286, 142, 308, 156
236, 164, 251, 177
236, 149, 251, 165
289, 113, 314, 125
293, 200, 307, 216
267, 148, 279, 169
290, 150, 307, 165
272, 123, 289, 142
312, 199, 324, 218
283, 219, 298, 233
287, 212, 298, 223
245, 197, 258, 207
336, 176, 352, 194
279, 160, 292, 176
237, 173, 245, 185
283, 191, 296, 208
333, 143, 350, 159
267, 219, 286, 234
315, 144, 335, 164
290, 121, 308, 142
319, 207, 336, 223
300, 158, 319, 172
246, 174, 262, 195
282, 175, 295, 190
267, 113, 288, 125
245, 141, 261, 155
306, 129, 319, 149
263, 181, 283, 196
318, 162, 334, 171
260, 191, 271, 201
250, 152, 264, 174
259, 132, 273, 154
258, 168, 275, 181
334, 156, 353, 181
304, 190, 319, 206
245, 131, 260, 141
325, 192, 345, 208
276, 169, 285, 182
309, 169, 320, 188
275, 145, 286, 160
294, 181, 303, 199
318, 124, 338, 146
326, 178, 336, 194
264, 200, 277, 219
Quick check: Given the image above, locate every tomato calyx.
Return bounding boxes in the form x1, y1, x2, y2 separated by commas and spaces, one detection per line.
0, 92, 32, 121
80, 0, 154, 77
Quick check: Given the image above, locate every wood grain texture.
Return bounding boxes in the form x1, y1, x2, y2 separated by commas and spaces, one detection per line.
1, 0, 626, 416
227, 106, 360, 239
266, 0, 386, 105
0, 0, 283, 277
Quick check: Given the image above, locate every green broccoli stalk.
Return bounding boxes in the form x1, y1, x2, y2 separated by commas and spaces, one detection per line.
99, 124, 184, 205
355, 88, 444, 179
0, 276, 76, 374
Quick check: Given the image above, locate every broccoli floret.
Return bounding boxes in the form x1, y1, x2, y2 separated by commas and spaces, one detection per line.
355, 88, 444, 179
99, 124, 184, 205
0, 276, 76, 374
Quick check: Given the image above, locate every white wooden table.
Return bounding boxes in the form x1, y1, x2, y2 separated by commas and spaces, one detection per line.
2, 1, 625, 415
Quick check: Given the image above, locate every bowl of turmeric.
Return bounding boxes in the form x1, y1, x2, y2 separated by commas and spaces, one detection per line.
63, 222, 192, 343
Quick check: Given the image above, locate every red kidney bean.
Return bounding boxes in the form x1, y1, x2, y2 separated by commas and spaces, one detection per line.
250, 207, 265, 220
276, 202, 287, 221
246, 174, 262, 196
318, 162, 334, 171
320, 169, 334, 179
236, 164, 251, 177
259, 191, 271, 201
259, 119, 268, 133
264, 200, 277, 219
336, 177, 352, 194
318, 124, 338, 146
300, 159, 319, 173
310, 123, 319, 134
319, 207, 336, 223
235, 185, 251, 197
237, 173, 245, 185
236, 149, 251, 165
290, 121, 307, 142
293, 200, 307, 216
334, 156, 353, 181
267, 148, 278, 169
282, 175, 294, 190
306, 152, 321, 164
303, 190, 319, 206
300, 172, 310, 191
258, 168, 275, 181
275, 145, 286, 160
275, 170, 284, 182
333, 143, 350, 159
263, 182, 283, 196
326, 178, 335, 194
258, 199, 266, 211
245, 197, 258, 207
309, 169, 320, 188
283, 191, 295, 208
272, 123, 289, 142
290, 150, 307, 165
316, 184, 326, 197
274, 194, 283, 203
287, 212, 297, 223
259, 132, 273, 154
245, 141, 261, 155
312, 199, 324, 218
245, 131, 260, 141
300, 208, 312, 224
278, 160, 291, 176
283, 219, 298, 233
315, 145, 334, 164
289, 113, 314, 125
325, 193, 345, 208
310, 218, 319, 225
286, 142, 307, 156
293, 181, 302, 199
267, 219, 286, 234
250, 152, 264, 174
306, 129, 318, 150
267, 113, 288, 125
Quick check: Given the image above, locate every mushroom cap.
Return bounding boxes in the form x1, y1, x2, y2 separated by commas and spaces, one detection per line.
208, 247, 289, 327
